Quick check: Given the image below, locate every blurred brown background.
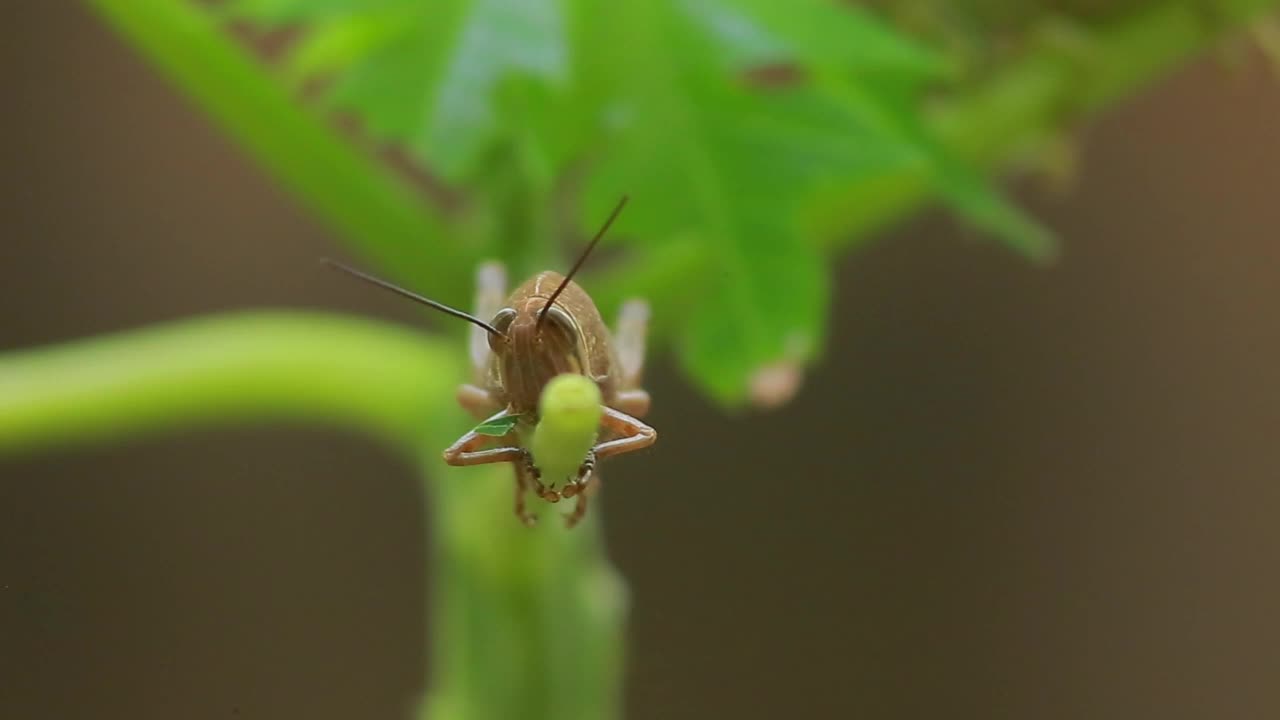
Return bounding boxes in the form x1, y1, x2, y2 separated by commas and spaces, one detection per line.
3, 4, 1279, 719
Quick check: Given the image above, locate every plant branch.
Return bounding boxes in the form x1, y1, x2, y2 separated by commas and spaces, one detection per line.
810, 0, 1279, 248
0, 312, 459, 453
420, 451, 628, 720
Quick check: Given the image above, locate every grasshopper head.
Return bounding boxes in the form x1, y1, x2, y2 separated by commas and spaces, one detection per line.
483, 195, 630, 414
488, 294, 588, 414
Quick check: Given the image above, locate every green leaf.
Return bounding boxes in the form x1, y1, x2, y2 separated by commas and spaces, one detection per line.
472, 413, 522, 437
215, 0, 1053, 400
281, 9, 420, 84
227, 0, 569, 180
679, 0, 951, 77
574, 2, 939, 403
819, 77, 1056, 260
678, 1, 1052, 260
933, 160, 1056, 261
220, 0, 417, 26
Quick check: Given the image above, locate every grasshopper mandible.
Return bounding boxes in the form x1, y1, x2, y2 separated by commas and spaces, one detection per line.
324, 197, 655, 527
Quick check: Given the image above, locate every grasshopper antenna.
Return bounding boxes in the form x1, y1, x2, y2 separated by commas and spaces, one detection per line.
321, 258, 506, 338
538, 195, 629, 330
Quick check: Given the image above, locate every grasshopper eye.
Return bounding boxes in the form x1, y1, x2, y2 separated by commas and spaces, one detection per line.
488, 308, 516, 352
541, 305, 578, 344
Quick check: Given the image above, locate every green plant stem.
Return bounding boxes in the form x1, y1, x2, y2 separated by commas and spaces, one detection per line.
0, 312, 458, 451
0, 312, 628, 720
419, 164, 628, 720
422, 452, 628, 720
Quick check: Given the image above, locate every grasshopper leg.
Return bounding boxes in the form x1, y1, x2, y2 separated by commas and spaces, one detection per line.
612, 389, 651, 419
468, 261, 507, 381
565, 489, 589, 528
441, 431, 526, 466
442, 410, 526, 466
519, 452, 562, 504
513, 461, 538, 527
593, 406, 656, 461
563, 458, 596, 527
457, 384, 501, 420
561, 450, 597, 500
613, 299, 650, 390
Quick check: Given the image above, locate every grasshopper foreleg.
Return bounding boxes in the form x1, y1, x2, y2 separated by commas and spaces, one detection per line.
592, 406, 656, 460
442, 410, 526, 466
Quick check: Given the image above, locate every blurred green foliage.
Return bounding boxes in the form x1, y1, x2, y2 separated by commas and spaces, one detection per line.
4, 2, 1273, 719
86, 1, 1275, 407
219, 0, 1054, 402
59, 0, 1273, 421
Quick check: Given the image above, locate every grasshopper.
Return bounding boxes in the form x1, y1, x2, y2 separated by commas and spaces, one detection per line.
324, 197, 655, 527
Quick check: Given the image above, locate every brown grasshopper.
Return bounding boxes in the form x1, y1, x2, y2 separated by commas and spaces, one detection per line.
324, 197, 655, 527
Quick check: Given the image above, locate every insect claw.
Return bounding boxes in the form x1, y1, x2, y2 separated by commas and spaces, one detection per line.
565, 495, 588, 528
575, 450, 597, 484
519, 449, 542, 479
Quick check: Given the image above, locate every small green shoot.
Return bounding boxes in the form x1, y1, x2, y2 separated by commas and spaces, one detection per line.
531, 374, 603, 484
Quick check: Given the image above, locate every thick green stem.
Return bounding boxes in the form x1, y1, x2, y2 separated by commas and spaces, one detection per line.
419, 174, 627, 720
0, 312, 458, 451
422, 452, 628, 720
0, 312, 629, 720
